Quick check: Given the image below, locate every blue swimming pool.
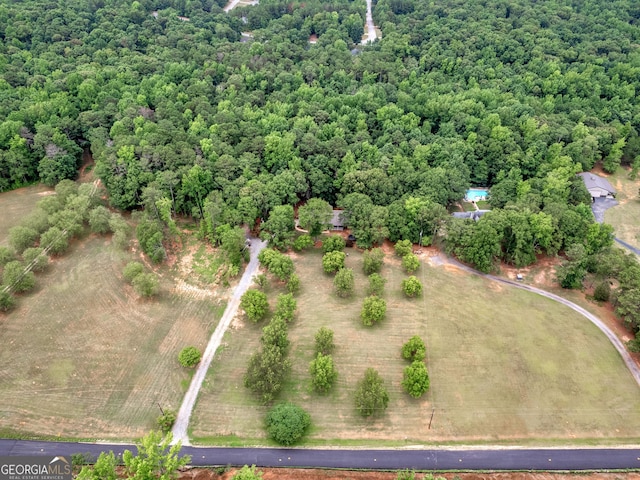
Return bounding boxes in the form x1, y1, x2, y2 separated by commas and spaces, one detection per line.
465, 188, 489, 202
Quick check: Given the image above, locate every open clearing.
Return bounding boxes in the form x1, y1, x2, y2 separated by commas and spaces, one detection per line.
604, 168, 640, 252
0, 190, 226, 440
0, 184, 53, 246
191, 248, 640, 445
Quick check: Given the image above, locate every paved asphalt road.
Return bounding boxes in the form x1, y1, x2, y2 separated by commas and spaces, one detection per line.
2, 439, 640, 470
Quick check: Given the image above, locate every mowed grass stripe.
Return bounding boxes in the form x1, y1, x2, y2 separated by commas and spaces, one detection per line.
191, 248, 640, 445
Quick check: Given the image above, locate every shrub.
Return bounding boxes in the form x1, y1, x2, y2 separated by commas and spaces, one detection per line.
0, 291, 16, 312
274, 293, 297, 322
315, 327, 335, 355
363, 248, 385, 275
254, 273, 268, 289
261, 317, 289, 352
594, 281, 611, 302
0, 246, 14, 266
123, 262, 145, 283
322, 235, 345, 253
293, 234, 314, 251
402, 253, 420, 274
244, 344, 291, 404
132, 273, 159, 297
2, 261, 36, 293
8, 226, 38, 254
156, 409, 177, 433
265, 402, 311, 445
40, 226, 69, 255
240, 289, 269, 322
367, 273, 386, 296
402, 336, 426, 362
402, 276, 423, 297
89, 206, 112, 234
309, 353, 337, 393
232, 465, 263, 480
287, 273, 300, 295
402, 361, 430, 398
333, 267, 354, 297
360, 295, 387, 326
394, 239, 413, 257
322, 251, 345, 274
178, 346, 202, 368
354, 368, 389, 417
22, 247, 49, 272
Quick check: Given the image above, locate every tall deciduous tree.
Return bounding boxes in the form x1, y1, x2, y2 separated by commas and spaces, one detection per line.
298, 198, 333, 238
355, 368, 389, 417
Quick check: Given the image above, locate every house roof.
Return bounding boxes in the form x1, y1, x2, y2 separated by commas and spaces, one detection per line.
577, 172, 616, 194
332, 210, 344, 227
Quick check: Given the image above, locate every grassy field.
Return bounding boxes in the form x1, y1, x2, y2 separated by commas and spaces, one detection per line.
0, 184, 53, 247
604, 168, 640, 252
0, 189, 226, 440
191, 248, 640, 445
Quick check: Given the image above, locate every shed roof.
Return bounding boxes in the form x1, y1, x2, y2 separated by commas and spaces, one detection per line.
577, 172, 616, 194
332, 210, 344, 227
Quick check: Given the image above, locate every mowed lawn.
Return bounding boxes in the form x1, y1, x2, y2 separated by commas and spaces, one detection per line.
605, 168, 640, 253
0, 184, 53, 246
0, 233, 224, 440
191, 248, 640, 445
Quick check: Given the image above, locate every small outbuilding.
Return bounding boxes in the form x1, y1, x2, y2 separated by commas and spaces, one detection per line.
331, 210, 345, 231
577, 172, 616, 200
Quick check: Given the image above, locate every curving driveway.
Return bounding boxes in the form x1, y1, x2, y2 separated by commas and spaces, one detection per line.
171, 239, 267, 445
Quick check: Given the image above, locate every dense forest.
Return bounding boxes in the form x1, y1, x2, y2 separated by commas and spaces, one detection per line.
1, 0, 639, 270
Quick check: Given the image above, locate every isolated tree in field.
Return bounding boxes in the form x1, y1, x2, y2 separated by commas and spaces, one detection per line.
0, 291, 15, 312
232, 465, 263, 480
265, 402, 311, 445
2, 261, 35, 293
76, 451, 117, 480
156, 409, 177, 433
298, 198, 333, 238
287, 273, 300, 295
275, 293, 297, 322
22, 247, 48, 272
178, 346, 201, 367
363, 248, 385, 274
402, 276, 423, 297
8, 226, 38, 254
261, 316, 290, 352
333, 267, 355, 297
132, 272, 159, 297
293, 234, 314, 251
402, 253, 420, 274
367, 273, 386, 296
241, 289, 269, 322
323, 250, 346, 274
402, 361, 430, 398
0, 246, 14, 266
322, 235, 346, 253
402, 336, 426, 362
244, 344, 291, 404
88, 205, 112, 234
40, 226, 69, 255
315, 327, 335, 355
309, 353, 337, 393
360, 295, 387, 326
123, 262, 145, 283
355, 368, 389, 417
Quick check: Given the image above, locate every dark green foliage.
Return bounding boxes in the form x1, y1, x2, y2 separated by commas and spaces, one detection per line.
402, 276, 423, 298
360, 296, 387, 326
394, 240, 413, 258
274, 293, 297, 322
593, 281, 611, 302
333, 267, 354, 297
0, 247, 15, 266
367, 273, 386, 296
259, 249, 295, 281
322, 251, 346, 274
310, 353, 337, 393
244, 344, 291, 404
240, 289, 269, 322
322, 235, 346, 254
354, 368, 389, 417
156, 409, 177, 433
136, 216, 166, 264
402, 336, 426, 362
132, 273, 159, 297
363, 248, 385, 275
261, 204, 295, 249
265, 403, 311, 446
298, 198, 333, 238
8, 226, 38, 254
315, 327, 335, 355
402, 361, 430, 398
22, 247, 48, 272
401, 253, 420, 274
261, 317, 290, 352
178, 346, 201, 368
293, 234, 314, 252
0, 291, 16, 312
123, 262, 145, 283
2, 261, 35, 293
88, 206, 112, 234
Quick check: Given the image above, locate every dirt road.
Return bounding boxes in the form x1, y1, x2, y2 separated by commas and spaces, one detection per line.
362, 0, 377, 43
172, 239, 267, 445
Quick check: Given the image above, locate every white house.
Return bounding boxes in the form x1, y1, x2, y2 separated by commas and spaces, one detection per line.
577, 172, 616, 200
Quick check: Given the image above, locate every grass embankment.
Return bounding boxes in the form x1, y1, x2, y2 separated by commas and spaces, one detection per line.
604, 168, 640, 253
0, 201, 226, 439
190, 248, 640, 445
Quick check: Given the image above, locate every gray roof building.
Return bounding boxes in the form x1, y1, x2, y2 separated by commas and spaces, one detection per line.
577, 172, 616, 199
